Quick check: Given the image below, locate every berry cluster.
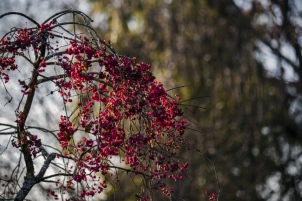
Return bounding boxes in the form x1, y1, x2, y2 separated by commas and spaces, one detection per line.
12, 133, 42, 158
0, 17, 189, 199
205, 190, 219, 201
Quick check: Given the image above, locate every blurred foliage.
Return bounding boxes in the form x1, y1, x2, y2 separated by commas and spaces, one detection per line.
87, 0, 301, 200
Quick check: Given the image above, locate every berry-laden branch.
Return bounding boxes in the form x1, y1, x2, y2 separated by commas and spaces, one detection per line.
0, 10, 195, 201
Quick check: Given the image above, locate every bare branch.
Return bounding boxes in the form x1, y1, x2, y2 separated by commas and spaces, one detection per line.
0, 12, 40, 27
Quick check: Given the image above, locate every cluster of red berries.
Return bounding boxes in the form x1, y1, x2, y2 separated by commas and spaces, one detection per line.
0, 20, 189, 199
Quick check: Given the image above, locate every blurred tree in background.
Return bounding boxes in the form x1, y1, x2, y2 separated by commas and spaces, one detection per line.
85, 0, 302, 200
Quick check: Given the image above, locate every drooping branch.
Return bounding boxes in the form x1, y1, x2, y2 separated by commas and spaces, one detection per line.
42, 10, 93, 25
0, 12, 40, 27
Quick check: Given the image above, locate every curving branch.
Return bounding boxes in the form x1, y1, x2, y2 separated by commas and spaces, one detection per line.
0, 12, 40, 27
